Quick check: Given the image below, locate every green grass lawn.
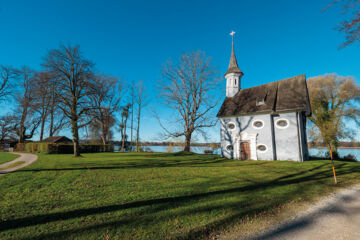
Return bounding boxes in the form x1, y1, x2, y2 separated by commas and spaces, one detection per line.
0, 161, 25, 171
0, 152, 19, 165
0, 152, 360, 240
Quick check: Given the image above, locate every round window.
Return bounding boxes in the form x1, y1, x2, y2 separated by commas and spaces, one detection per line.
276, 119, 289, 128
227, 122, 236, 130
254, 121, 263, 128
252, 120, 264, 129
226, 145, 234, 151
257, 144, 267, 152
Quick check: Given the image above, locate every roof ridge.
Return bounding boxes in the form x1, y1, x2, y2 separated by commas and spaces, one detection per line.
240, 74, 305, 90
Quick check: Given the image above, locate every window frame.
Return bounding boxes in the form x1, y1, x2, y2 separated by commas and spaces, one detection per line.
256, 144, 268, 153
226, 145, 234, 151
275, 118, 290, 129
252, 119, 265, 130
226, 122, 236, 131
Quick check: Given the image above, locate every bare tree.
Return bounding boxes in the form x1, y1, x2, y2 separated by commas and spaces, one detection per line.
33, 72, 52, 141
89, 74, 122, 148
328, 0, 360, 47
158, 51, 220, 152
0, 66, 15, 102
120, 103, 131, 152
308, 74, 360, 158
13, 67, 41, 143
48, 74, 66, 137
43, 44, 95, 157
130, 82, 135, 151
134, 80, 148, 152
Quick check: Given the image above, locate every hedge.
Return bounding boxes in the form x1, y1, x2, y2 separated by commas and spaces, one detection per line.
19, 143, 113, 154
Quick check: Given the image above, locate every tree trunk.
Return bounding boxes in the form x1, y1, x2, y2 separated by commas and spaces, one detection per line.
49, 108, 54, 137
18, 107, 28, 143
121, 117, 128, 152
136, 106, 141, 152
71, 116, 80, 157
130, 97, 134, 152
328, 142, 339, 160
39, 116, 45, 141
49, 89, 57, 137
19, 127, 25, 143
100, 123, 107, 152
184, 133, 191, 152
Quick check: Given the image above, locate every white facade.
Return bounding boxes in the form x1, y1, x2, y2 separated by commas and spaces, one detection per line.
220, 112, 309, 161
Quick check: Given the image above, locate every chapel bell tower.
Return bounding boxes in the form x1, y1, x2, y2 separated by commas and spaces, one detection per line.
225, 31, 243, 98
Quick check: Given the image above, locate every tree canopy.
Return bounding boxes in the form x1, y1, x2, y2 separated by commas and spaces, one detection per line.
307, 74, 360, 157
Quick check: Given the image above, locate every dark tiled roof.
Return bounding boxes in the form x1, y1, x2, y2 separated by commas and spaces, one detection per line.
42, 136, 72, 143
225, 41, 243, 76
217, 75, 311, 117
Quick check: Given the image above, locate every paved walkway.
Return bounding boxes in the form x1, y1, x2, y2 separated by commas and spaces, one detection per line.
0, 152, 38, 176
251, 184, 360, 240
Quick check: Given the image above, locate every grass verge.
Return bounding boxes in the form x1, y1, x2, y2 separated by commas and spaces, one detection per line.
0, 152, 19, 165
0, 152, 359, 240
0, 161, 26, 171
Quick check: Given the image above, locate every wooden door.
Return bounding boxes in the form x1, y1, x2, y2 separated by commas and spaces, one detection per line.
240, 142, 250, 160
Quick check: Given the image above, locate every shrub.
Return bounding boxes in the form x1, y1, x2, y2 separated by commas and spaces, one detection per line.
15, 143, 26, 151
204, 150, 214, 154
38, 143, 50, 153
341, 154, 357, 162
23, 143, 114, 154
24, 142, 52, 153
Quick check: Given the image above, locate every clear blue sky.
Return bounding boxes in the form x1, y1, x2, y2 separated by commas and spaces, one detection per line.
0, 0, 359, 142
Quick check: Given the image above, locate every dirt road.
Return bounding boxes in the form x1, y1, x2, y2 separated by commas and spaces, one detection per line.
0, 152, 38, 176
251, 184, 360, 240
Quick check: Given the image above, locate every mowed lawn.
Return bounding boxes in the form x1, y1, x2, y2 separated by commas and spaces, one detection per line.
1, 153, 360, 240
0, 152, 19, 165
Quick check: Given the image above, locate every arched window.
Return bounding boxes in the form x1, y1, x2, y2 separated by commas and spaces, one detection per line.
234, 79, 237, 85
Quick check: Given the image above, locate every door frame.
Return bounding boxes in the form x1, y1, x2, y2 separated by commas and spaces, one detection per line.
234, 132, 258, 160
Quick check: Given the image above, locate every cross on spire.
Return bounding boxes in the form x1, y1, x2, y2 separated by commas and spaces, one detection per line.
230, 31, 235, 44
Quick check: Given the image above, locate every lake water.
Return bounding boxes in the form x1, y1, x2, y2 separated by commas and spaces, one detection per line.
309, 148, 360, 161
114, 146, 360, 161
114, 145, 221, 155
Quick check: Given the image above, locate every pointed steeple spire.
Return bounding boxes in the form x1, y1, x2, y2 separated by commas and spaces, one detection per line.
225, 31, 243, 76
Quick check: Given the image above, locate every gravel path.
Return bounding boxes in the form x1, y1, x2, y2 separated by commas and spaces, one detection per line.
250, 184, 360, 240
0, 152, 38, 176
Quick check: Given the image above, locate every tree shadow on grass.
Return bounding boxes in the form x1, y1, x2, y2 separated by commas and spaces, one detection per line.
17, 199, 272, 240
14, 157, 268, 172
2, 162, 360, 239
23, 186, 360, 240
85, 151, 201, 158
